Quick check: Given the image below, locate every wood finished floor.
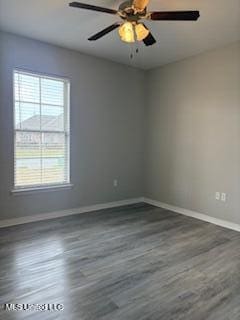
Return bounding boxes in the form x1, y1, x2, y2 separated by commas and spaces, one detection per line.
0, 203, 239, 320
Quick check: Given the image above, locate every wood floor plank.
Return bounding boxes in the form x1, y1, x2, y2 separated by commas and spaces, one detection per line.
0, 203, 239, 319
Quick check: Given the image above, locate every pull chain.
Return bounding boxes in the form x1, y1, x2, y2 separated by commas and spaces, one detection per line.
130, 43, 140, 60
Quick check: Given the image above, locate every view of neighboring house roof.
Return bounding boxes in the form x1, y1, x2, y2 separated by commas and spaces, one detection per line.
17, 114, 64, 131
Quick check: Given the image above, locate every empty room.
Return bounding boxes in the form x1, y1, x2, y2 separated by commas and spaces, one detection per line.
0, 0, 240, 319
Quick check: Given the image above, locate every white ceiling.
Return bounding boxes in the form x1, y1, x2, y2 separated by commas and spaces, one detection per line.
0, 0, 239, 69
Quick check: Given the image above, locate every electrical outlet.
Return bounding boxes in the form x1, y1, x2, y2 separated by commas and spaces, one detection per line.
221, 193, 226, 202
113, 179, 118, 187
215, 192, 220, 200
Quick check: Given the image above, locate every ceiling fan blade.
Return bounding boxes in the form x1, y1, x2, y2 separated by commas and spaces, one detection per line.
149, 11, 200, 21
69, 2, 118, 15
88, 23, 121, 41
142, 32, 156, 46
133, 0, 150, 11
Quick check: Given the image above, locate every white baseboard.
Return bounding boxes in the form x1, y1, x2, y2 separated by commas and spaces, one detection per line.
2, 196, 239, 233
143, 197, 240, 233
0, 197, 145, 228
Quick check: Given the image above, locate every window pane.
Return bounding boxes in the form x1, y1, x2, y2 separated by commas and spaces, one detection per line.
41, 105, 64, 131
42, 158, 65, 184
42, 133, 65, 158
41, 78, 64, 106
42, 133, 67, 184
15, 102, 40, 130
15, 132, 41, 186
14, 73, 40, 103
15, 132, 41, 158
15, 158, 42, 186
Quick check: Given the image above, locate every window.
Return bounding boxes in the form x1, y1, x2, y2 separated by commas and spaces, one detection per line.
13, 70, 70, 191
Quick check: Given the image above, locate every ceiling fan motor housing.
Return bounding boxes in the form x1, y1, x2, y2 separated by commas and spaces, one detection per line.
118, 0, 147, 22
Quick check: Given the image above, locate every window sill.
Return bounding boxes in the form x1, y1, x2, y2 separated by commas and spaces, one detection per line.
11, 184, 73, 196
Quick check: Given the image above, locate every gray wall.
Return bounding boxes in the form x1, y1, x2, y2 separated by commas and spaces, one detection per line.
1, 31, 240, 226
146, 42, 240, 225
0, 31, 145, 220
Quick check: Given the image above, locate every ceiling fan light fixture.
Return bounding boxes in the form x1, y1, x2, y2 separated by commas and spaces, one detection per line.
118, 22, 135, 43
135, 23, 149, 41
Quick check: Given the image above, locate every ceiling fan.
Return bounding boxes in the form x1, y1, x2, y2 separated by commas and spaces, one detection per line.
69, 0, 200, 46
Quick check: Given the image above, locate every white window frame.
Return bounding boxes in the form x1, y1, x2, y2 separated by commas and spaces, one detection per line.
12, 69, 72, 194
